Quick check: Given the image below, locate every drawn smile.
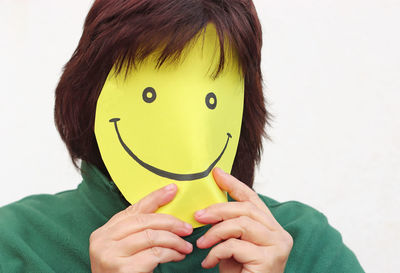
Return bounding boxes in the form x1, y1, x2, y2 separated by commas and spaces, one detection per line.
109, 118, 231, 181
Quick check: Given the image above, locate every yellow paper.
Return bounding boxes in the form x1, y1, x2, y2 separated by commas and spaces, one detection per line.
94, 24, 244, 227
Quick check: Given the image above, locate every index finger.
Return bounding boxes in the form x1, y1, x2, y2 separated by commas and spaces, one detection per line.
106, 183, 178, 227
212, 168, 268, 211
133, 183, 178, 214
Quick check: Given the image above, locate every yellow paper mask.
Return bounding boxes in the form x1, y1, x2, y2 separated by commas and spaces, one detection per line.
94, 24, 244, 227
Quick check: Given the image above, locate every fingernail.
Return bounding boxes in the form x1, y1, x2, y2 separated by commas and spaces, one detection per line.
195, 209, 206, 218
164, 183, 176, 192
185, 242, 193, 251
184, 222, 192, 231
197, 236, 204, 245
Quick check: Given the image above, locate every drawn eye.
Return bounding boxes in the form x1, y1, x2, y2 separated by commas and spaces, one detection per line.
142, 87, 156, 103
205, 92, 217, 109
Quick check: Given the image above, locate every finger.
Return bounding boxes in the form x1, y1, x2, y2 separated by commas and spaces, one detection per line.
212, 168, 267, 211
116, 229, 193, 256
133, 183, 178, 214
201, 238, 263, 269
123, 247, 186, 272
103, 183, 178, 228
194, 201, 280, 230
108, 213, 193, 240
196, 216, 276, 249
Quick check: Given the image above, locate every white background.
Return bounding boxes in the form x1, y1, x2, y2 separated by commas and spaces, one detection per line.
0, 0, 399, 272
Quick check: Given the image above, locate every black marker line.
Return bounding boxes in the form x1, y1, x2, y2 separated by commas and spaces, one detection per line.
109, 118, 231, 181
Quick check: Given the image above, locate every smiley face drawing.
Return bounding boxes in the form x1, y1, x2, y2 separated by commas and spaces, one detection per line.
95, 24, 244, 227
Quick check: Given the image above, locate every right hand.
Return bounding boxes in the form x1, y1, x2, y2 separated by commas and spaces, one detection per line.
89, 183, 193, 273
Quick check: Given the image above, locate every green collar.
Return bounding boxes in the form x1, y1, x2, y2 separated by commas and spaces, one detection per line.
77, 161, 131, 221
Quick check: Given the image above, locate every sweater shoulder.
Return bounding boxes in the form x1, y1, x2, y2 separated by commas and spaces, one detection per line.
256, 193, 327, 227
0, 189, 79, 225
0, 189, 81, 244
0, 189, 92, 272
256, 193, 364, 272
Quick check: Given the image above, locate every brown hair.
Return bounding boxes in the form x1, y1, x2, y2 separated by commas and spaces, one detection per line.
54, 0, 273, 189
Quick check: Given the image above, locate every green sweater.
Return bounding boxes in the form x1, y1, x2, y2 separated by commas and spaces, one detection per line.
0, 162, 364, 273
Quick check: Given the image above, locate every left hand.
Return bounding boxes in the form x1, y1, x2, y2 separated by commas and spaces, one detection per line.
194, 167, 293, 273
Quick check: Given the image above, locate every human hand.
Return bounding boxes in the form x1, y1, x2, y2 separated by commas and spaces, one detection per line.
89, 183, 193, 273
195, 168, 293, 273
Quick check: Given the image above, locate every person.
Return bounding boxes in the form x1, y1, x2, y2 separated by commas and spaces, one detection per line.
0, 0, 365, 272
